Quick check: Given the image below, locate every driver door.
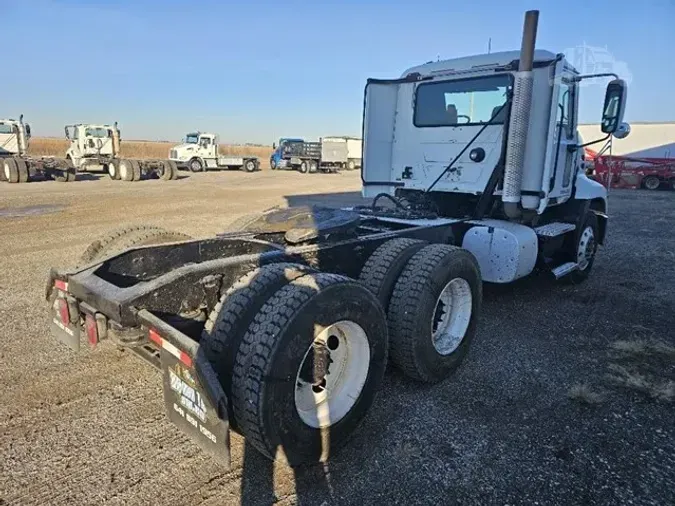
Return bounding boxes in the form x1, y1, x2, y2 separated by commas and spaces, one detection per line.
550, 79, 577, 199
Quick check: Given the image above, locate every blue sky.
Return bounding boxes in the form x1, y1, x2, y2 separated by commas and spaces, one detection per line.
4, 0, 674, 143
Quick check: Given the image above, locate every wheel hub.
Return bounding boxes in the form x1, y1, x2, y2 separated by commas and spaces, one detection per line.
577, 226, 595, 270
294, 320, 370, 428
431, 278, 472, 355
298, 341, 333, 386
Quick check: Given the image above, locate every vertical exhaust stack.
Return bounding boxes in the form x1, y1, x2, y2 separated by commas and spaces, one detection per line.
112, 121, 121, 157
503, 10, 538, 219
17, 114, 28, 156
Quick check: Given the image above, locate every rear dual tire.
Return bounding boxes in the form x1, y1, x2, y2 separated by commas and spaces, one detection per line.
119, 159, 141, 181
360, 240, 482, 383
200, 264, 388, 466
3, 158, 29, 183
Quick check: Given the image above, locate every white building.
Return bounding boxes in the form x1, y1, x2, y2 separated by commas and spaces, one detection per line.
578, 122, 675, 159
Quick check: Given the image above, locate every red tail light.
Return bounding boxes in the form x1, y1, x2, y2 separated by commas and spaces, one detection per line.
58, 299, 70, 326
54, 279, 68, 292
86, 314, 98, 347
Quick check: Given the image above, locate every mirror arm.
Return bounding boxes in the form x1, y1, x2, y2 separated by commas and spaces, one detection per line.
574, 72, 619, 82
569, 133, 611, 151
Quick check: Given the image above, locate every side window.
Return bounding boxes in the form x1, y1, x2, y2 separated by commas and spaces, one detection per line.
200, 137, 211, 146
557, 82, 575, 139
72, 128, 79, 140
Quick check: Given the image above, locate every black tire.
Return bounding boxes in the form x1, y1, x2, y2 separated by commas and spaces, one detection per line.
231, 272, 388, 465
643, 175, 661, 191
53, 164, 76, 183
189, 158, 203, 172
0, 159, 6, 182
17, 158, 29, 183
359, 238, 428, 311
388, 244, 482, 383
107, 159, 120, 180
118, 159, 134, 181
347, 160, 356, 171
160, 160, 177, 180
270, 158, 277, 170
564, 211, 599, 285
201, 263, 316, 429
298, 161, 308, 174
244, 159, 257, 173
130, 160, 141, 181
79, 225, 192, 264
4, 158, 19, 183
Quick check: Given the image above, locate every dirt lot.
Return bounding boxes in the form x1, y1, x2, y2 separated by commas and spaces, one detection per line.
0, 171, 673, 506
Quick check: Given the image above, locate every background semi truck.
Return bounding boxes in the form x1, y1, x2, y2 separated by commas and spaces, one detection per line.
44, 10, 630, 469
0, 115, 76, 183
270, 136, 361, 173
66, 122, 178, 182
169, 132, 259, 173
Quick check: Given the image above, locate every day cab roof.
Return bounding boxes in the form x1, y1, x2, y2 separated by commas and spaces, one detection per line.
187, 132, 216, 137
72, 123, 114, 129
401, 49, 561, 77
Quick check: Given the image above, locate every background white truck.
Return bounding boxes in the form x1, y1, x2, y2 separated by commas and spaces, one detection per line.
66, 122, 178, 182
321, 136, 362, 170
169, 132, 259, 173
0, 115, 76, 183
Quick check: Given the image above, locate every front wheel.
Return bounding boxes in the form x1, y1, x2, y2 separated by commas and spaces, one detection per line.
189, 158, 203, 172
565, 211, 598, 284
231, 272, 388, 466
244, 159, 257, 172
270, 158, 277, 170
643, 175, 661, 191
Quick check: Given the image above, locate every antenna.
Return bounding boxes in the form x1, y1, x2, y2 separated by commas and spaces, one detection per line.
488, 37, 492, 54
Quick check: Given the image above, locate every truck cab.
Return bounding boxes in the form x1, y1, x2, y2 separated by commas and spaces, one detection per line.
270, 137, 304, 169
65, 123, 118, 171
0, 116, 31, 157
170, 132, 218, 170
363, 49, 628, 224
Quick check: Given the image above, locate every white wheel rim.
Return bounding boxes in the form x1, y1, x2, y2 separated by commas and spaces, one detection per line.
108, 163, 115, 176
294, 320, 370, 429
119, 162, 128, 180
431, 278, 472, 355
191, 160, 200, 171
577, 226, 595, 270
646, 178, 659, 190
3, 162, 9, 180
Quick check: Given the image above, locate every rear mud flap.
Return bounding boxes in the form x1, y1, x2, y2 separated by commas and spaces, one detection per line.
138, 310, 231, 468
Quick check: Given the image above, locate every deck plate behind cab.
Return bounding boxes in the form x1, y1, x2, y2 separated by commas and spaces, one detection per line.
233, 205, 361, 244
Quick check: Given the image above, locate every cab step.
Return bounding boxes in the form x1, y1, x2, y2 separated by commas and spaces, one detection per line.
551, 262, 578, 279
534, 222, 576, 237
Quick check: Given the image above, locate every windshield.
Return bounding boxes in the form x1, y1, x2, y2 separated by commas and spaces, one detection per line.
185, 134, 199, 144
414, 75, 511, 127
0, 124, 15, 134
85, 127, 110, 138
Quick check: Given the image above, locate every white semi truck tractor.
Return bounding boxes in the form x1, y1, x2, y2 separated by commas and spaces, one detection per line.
66, 122, 178, 181
45, 11, 629, 469
0, 115, 76, 183
169, 132, 259, 173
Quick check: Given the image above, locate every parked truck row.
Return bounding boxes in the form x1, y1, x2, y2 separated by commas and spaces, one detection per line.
270, 136, 362, 173
0, 121, 269, 184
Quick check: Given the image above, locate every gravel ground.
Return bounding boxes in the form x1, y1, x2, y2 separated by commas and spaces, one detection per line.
0, 171, 673, 506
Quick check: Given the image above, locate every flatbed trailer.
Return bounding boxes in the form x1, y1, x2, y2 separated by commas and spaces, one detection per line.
588, 154, 675, 190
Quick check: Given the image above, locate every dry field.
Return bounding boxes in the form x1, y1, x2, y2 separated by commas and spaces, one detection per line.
0, 173, 673, 505
28, 137, 273, 161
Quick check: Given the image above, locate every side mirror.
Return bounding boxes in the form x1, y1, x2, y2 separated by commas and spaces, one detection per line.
601, 79, 627, 135
25, 124, 31, 137
272, 142, 277, 149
